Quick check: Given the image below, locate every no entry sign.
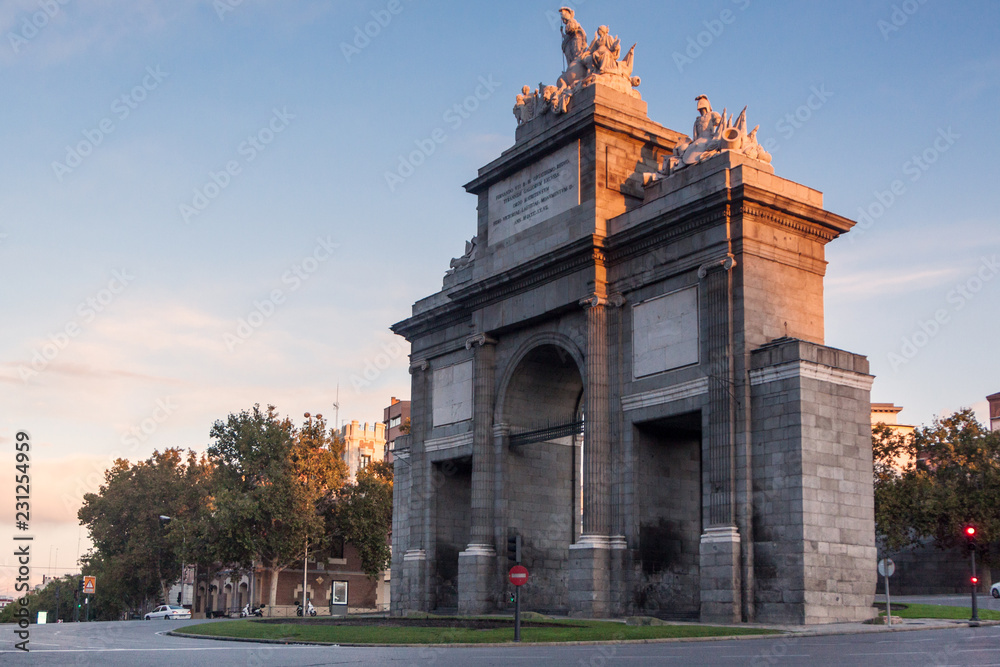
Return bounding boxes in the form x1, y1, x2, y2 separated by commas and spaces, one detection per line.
508, 565, 529, 587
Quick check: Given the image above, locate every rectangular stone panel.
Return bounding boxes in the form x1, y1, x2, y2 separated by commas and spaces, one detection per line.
432, 360, 473, 426
488, 141, 580, 245
632, 286, 699, 378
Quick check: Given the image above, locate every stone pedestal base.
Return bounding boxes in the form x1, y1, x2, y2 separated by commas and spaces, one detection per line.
457, 545, 496, 614
568, 536, 612, 617
699, 527, 741, 623
398, 549, 429, 614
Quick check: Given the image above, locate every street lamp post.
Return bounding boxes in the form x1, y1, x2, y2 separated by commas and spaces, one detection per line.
158, 515, 171, 607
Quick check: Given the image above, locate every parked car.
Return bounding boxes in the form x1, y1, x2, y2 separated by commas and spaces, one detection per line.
144, 605, 192, 620
992, 582, 1000, 599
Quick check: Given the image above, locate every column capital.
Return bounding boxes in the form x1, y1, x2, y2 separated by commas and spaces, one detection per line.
578, 293, 607, 309
607, 293, 627, 308
465, 333, 498, 349
697, 254, 736, 279
408, 359, 429, 374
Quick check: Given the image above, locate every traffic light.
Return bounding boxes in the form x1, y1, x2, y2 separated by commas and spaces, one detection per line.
507, 534, 521, 565
964, 525, 977, 551
971, 577, 979, 585
78, 578, 85, 594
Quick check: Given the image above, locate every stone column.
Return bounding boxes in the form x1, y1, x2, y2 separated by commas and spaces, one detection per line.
581, 294, 610, 538
458, 333, 498, 613
607, 293, 627, 546
697, 256, 742, 623
607, 293, 628, 617
569, 294, 612, 616
402, 358, 430, 612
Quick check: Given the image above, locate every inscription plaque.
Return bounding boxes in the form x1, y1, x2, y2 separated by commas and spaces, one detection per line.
432, 360, 473, 426
488, 142, 579, 245
632, 286, 699, 378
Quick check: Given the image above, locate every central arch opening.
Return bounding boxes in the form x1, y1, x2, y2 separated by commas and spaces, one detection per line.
501, 343, 584, 613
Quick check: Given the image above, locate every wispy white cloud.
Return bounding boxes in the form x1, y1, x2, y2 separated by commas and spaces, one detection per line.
826, 266, 963, 298
0, 0, 198, 67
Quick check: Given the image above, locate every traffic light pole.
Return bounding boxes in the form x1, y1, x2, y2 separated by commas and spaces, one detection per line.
970, 548, 980, 624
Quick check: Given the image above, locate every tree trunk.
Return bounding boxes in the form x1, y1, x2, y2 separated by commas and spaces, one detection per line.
268, 566, 283, 608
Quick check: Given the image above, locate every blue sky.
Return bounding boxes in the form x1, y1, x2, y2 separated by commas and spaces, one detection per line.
1, 1, 998, 594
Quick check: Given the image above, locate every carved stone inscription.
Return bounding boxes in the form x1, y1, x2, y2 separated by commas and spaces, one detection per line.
488, 142, 579, 245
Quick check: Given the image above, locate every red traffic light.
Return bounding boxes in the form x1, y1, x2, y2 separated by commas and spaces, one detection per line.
965, 526, 977, 537
971, 577, 979, 584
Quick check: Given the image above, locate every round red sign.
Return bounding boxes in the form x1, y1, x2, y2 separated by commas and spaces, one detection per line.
508, 565, 529, 587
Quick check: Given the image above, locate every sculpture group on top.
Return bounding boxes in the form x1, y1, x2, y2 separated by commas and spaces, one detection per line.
657, 95, 773, 177
514, 7, 640, 125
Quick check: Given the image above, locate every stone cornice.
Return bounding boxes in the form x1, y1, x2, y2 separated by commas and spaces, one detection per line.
391, 300, 468, 341
621, 377, 709, 411
425, 431, 474, 452
605, 198, 731, 265
749, 360, 874, 391
736, 237, 828, 277
449, 235, 604, 310
738, 202, 838, 242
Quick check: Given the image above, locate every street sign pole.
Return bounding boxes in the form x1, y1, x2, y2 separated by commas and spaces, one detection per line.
508, 565, 529, 643
514, 585, 520, 642
878, 558, 895, 626
884, 570, 891, 627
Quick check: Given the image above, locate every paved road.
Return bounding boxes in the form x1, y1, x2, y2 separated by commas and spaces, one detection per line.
1, 619, 999, 666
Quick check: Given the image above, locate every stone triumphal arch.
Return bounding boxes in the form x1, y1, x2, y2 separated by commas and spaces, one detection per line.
390, 10, 876, 624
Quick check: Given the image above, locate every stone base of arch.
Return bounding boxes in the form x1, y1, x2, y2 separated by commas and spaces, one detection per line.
568, 537, 616, 616
457, 545, 496, 614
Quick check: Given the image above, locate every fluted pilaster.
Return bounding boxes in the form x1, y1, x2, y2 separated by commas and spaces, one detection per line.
580, 294, 610, 537
699, 256, 737, 527
466, 333, 497, 548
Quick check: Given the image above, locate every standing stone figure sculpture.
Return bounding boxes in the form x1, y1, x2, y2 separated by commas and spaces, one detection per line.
515, 9, 641, 126
661, 95, 772, 175
559, 7, 588, 67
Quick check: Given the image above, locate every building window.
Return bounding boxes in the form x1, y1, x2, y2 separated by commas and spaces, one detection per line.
360, 454, 371, 469
328, 536, 345, 560
389, 415, 401, 428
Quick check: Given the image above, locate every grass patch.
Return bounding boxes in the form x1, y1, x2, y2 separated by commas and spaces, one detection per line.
880, 603, 1000, 621
177, 617, 781, 644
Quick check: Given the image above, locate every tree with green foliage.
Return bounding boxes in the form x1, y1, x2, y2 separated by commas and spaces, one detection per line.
207, 405, 347, 607
0, 575, 80, 624
327, 458, 393, 579
873, 409, 1000, 578
77, 449, 213, 618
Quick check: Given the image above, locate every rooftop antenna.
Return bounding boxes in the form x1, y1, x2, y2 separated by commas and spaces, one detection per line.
332, 383, 340, 433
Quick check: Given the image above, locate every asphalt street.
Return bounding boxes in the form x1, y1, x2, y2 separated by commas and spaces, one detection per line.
1, 618, 999, 666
